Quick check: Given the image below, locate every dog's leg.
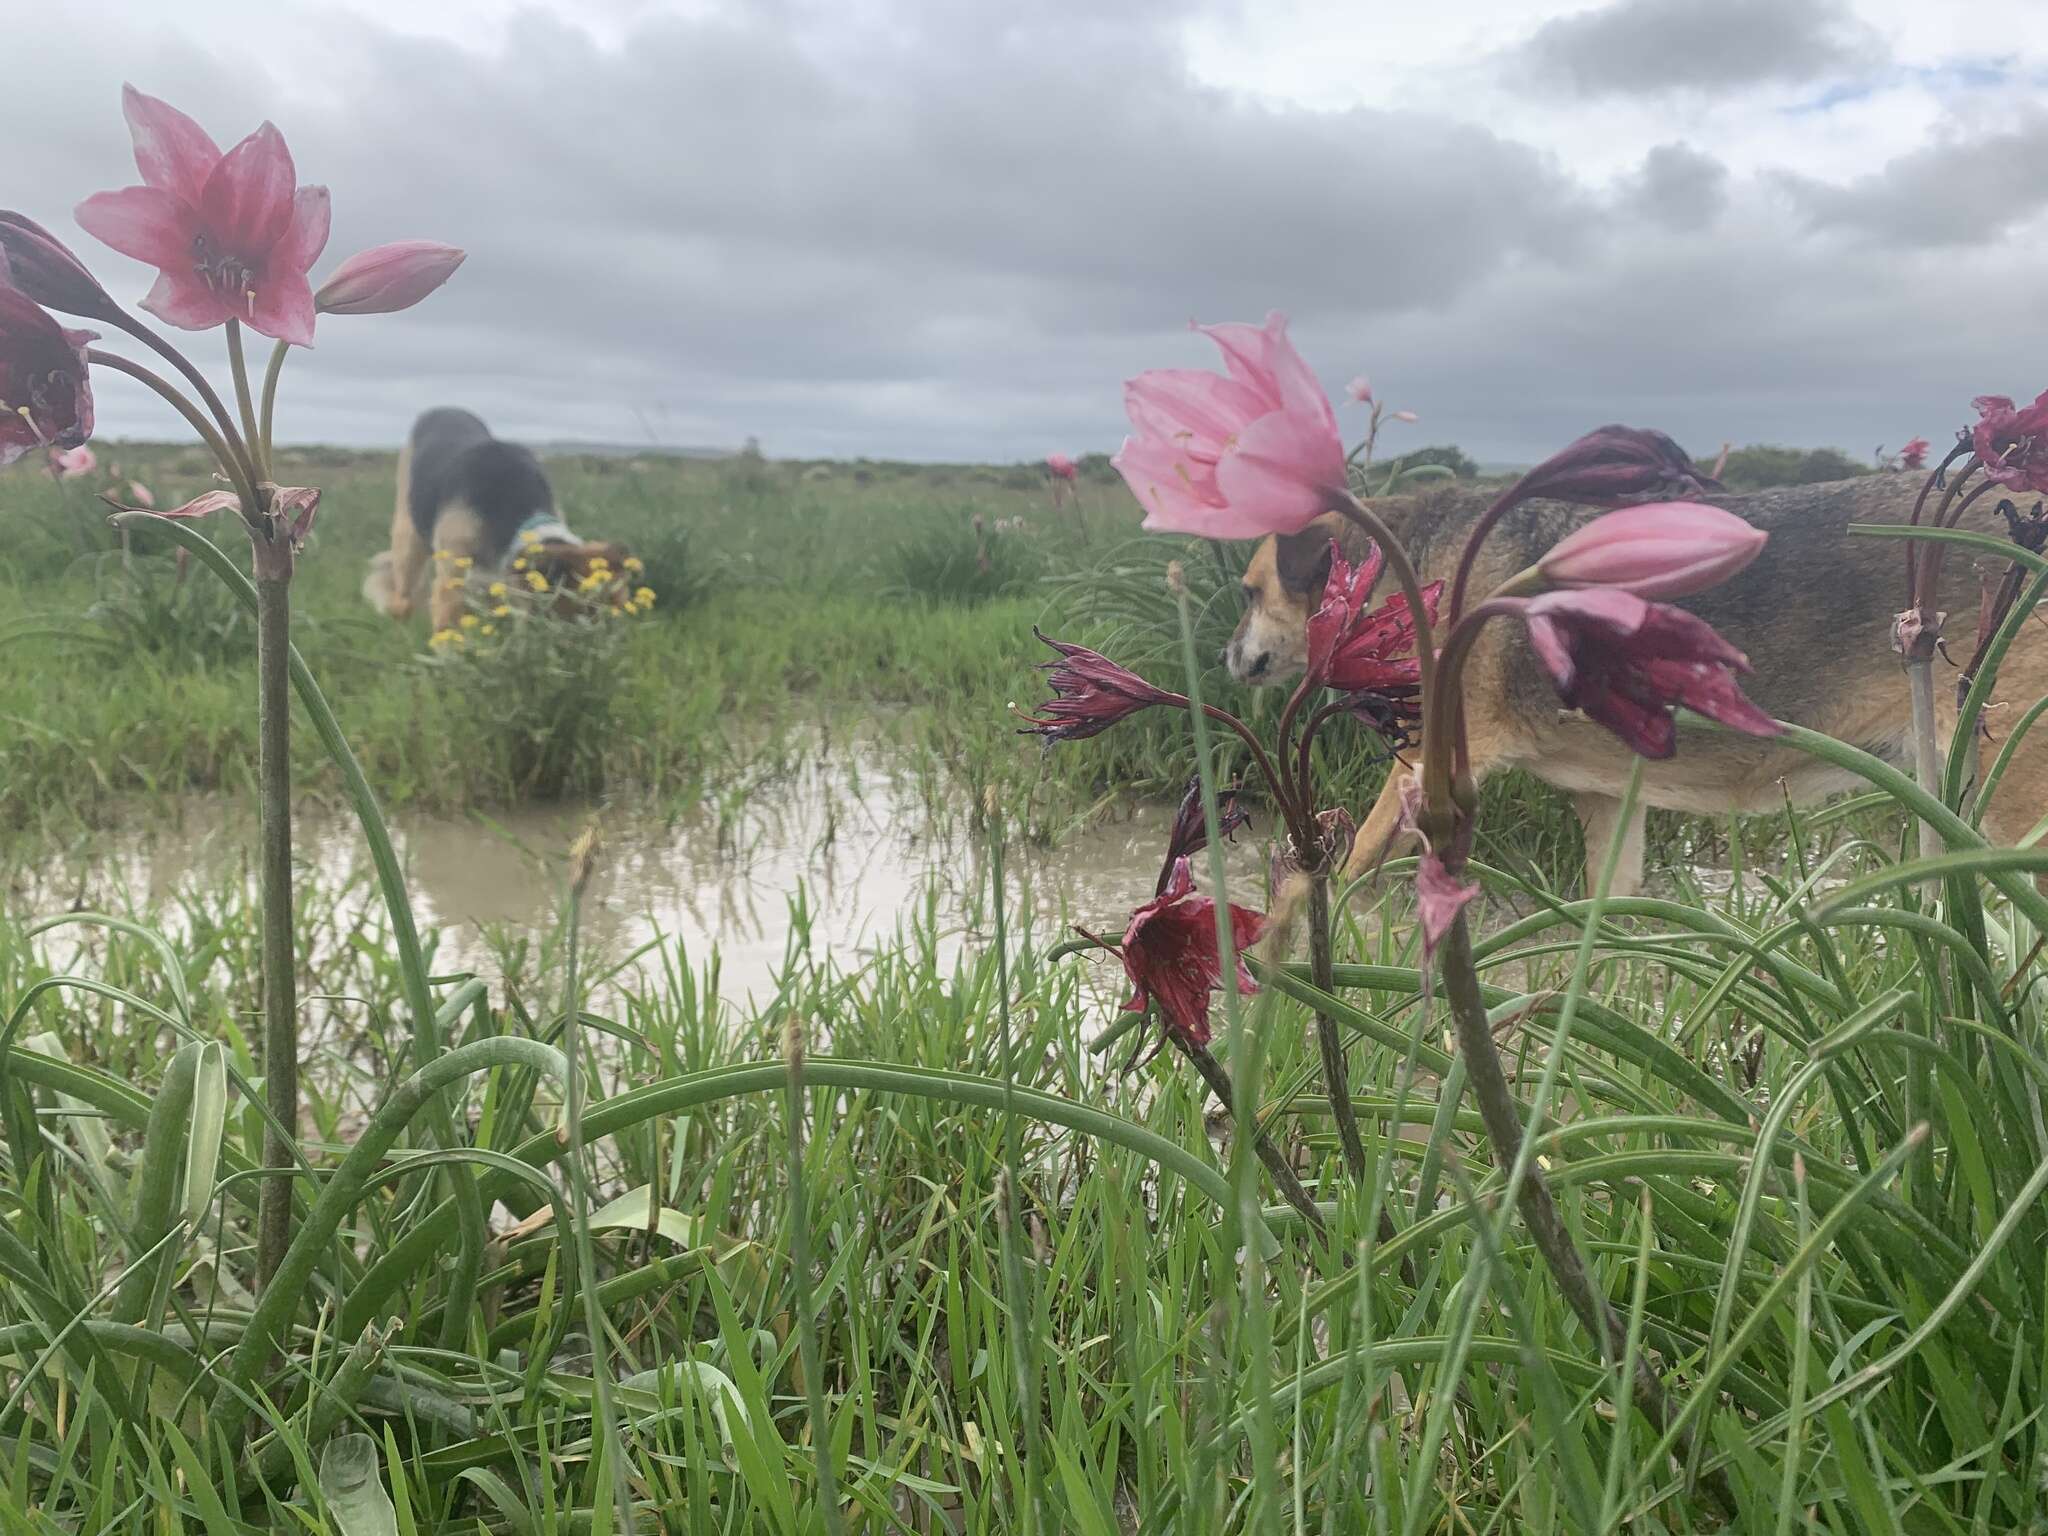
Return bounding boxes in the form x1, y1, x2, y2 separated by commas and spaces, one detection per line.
428, 502, 487, 633
1339, 771, 1416, 891
384, 440, 427, 620
1574, 791, 1646, 899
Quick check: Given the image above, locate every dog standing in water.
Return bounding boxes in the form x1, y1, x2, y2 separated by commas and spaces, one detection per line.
364, 408, 630, 632
1226, 473, 2048, 897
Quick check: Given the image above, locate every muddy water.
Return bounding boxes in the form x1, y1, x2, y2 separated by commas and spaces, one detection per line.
7, 745, 1270, 1014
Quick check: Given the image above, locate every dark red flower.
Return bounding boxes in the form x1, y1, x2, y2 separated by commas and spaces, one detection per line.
1158, 777, 1250, 894
1510, 424, 1716, 507
1304, 538, 1442, 693
1899, 437, 1930, 472
0, 213, 123, 324
1520, 587, 1779, 759
1970, 391, 2048, 495
1120, 856, 1264, 1048
0, 274, 94, 467
1019, 627, 1177, 742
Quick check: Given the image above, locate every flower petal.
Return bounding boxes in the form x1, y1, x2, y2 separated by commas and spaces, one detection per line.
247, 272, 315, 346
199, 122, 298, 256
1113, 433, 1264, 537
272, 185, 331, 279
74, 185, 194, 268
1123, 368, 1264, 458
122, 84, 221, 203
1212, 408, 1344, 537
138, 268, 231, 332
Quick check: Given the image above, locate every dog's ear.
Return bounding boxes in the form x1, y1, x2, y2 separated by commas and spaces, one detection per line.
1272, 515, 1341, 594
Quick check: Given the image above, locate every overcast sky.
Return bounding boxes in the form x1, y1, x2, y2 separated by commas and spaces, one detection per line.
14, 0, 2047, 463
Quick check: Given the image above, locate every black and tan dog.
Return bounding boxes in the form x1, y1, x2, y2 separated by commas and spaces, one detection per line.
1228, 474, 2048, 897
364, 408, 631, 631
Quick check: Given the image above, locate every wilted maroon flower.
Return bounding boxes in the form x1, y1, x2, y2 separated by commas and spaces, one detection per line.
0, 280, 94, 467
315, 241, 465, 316
1158, 777, 1250, 894
1119, 856, 1265, 1048
1536, 502, 1765, 599
1340, 683, 1424, 747
1520, 587, 1779, 759
1970, 392, 2048, 495
1417, 849, 1480, 957
75, 86, 331, 346
1305, 540, 1443, 694
267, 484, 320, 551
115, 488, 237, 521
1269, 805, 1356, 887
1511, 424, 1714, 507
1019, 627, 1177, 742
1899, 437, 1930, 471
0, 213, 123, 324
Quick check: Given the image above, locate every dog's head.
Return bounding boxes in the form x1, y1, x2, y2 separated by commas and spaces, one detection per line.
1225, 513, 1346, 686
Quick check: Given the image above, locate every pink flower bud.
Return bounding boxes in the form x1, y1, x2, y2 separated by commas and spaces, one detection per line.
1390, 409, 1418, 423
1345, 375, 1372, 404
1537, 501, 1765, 599
315, 241, 466, 316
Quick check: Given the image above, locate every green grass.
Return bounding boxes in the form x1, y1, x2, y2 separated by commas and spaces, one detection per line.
3, 445, 2045, 1531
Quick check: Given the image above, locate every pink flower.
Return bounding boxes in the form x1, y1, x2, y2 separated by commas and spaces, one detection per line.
75, 86, 330, 346
1019, 627, 1177, 742
1520, 587, 1780, 759
0, 213, 123, 323
1045, 451, 1078, 482
1512, 425, 1712, 507
1417, 849, 1480, 958
1899, 437, 1930, 471
0, 280, 94, 467
315, 241, 465, 316
1537, 502, 1765, 600
1119, 856, 1265, 1048
1970, 392, 2048, 495
1345, 375, 1373, 404
1113, 311, 1346, 539
127, 479, 155, 508
1390, 410, 1418, 424
47, 444, 96, 479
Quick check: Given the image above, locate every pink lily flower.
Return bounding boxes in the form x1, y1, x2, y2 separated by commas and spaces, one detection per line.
1898, 437, 1930, 472
1345, 375, 1373, 404
1045, 451, 1078, 482
1113, 311, 1346, 539
47, 443, 97, 479
1971, 391, 2048, 495
75, 86, 330, 346
127, 480, 155, 508
316, 241, 466, 316
1537, 502, 1766, 600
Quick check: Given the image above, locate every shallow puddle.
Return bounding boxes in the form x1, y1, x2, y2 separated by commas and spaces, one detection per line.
4, 742, 1269, 1014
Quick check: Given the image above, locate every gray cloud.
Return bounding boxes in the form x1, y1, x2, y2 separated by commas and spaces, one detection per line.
3, 0, 2039, 475
1516, 0, 1882, 97
1623, 142, 1729, 229
1778, 110, 2048, 246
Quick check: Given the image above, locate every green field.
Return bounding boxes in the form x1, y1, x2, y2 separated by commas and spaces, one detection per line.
2, 443, 2045, 1532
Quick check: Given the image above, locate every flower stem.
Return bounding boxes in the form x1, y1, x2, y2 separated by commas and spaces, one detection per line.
108, 312, 263, 495
252, 569, 297, 1294
1905, 649, 1946, 870
225, 320, 268, 485
1443, 483, 1525, 627
83, 349, 262, 522
1177, 1040, 1325, 1234
1305, 870, 1366, 1180
258, 338, 290, 476
1435, 908, 1736, 1519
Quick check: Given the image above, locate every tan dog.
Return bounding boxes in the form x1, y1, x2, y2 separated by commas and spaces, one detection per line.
364, 408, 632, 631
1228, 475, 2048, 897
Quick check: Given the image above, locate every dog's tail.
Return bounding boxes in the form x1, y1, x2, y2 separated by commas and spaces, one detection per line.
362, 550, 397, 614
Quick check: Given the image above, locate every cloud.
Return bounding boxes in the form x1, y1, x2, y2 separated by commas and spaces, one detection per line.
1622, 142, 1730, 229
1777, 109, 2048, 246
1516, 0, 1883, 98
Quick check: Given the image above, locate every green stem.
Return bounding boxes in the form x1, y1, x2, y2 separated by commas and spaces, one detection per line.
253, 571, 297, 1295
257, 338, 290, 474
785, 1022, 844, 1536
107, 311, 262, 495
225, 319, 268, 485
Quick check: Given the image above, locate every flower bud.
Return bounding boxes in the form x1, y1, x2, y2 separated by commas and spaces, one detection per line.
1537, 501, 1765, 599
315, 241, 466, 316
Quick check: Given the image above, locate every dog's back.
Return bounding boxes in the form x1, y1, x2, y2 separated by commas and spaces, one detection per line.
405, 407, 556, 570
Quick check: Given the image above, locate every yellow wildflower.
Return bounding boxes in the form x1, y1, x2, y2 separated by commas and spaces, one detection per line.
520, 529, 541, 545
492, 604, 512, 618
429, 628, 457, 647
526, 570, 549, 591
512, 557, 528, 572
622, 556, 644, 573
459, 614, 479, 629
634, 586, 655, 609
454, 555, 474, 570
480, 623, 497, 636
433, 549, 452, 563
488, 581, 507, 598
